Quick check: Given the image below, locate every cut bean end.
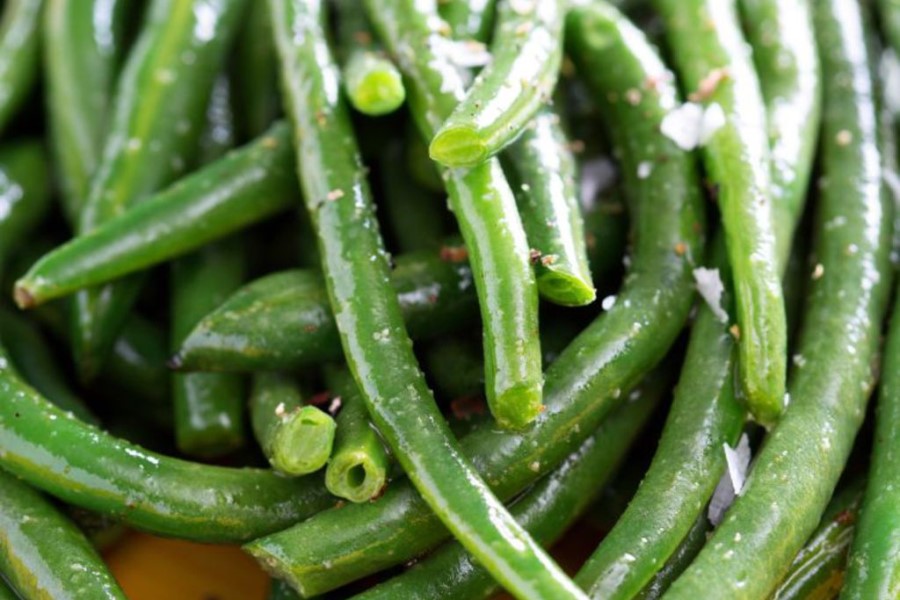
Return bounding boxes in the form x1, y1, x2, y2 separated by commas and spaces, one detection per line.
490, 383, 544, 430
271, 406, 337, 475
536, 268, 596, 307
325, 451, 388, 503
12, 282, 36, 309
350, 70, 406, 116
429, 125, 489, 167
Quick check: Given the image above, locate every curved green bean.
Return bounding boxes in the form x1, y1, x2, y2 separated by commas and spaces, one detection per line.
655, 0, 787, 427
266, 2, 580, 597
0, 469, 126, 600
504, 108, 595, 306
71, 0, 247, 381
367, 0, 543, 430
250, 372, 335, 476
323, 367, 389, 503
353, 369, 668, 600
429, 0, 564, 167
774, 479, 864, 600
0, 352, 333, 543
43, 0, 124, 225
244, 1, 703, 590
14, 122, 296, 309
664, 0, 893, 595
172, 247, 478, 372
0, 0, 42, 135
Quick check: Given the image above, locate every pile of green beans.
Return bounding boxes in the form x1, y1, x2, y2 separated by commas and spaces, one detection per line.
0, 0, 899, 599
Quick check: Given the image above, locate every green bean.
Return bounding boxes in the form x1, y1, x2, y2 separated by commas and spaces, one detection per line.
655, 0, 787, 427
353, 369, 668, 600
43, 0, 125, 225
842, 299, 900, 596
250, 372, 335, 476
405, 126, 445, 193
171, 240, 247, 458
570, 0, 819, 595
423, 334, 485, 401
245, 0, 702, 588
738, 0, 821, 266
0, 308, 95, 425
0, 141, 51, 283
380, 140, 447, 252
0, 0, 42, 136
198, 75, 236, 164
0, 351, 333, 542
0, 469, 126, 600
67, 507, 128, 553
635, 515, 709, 600
336, 0, 405, 116
583, 189, 628, 286
173, 247, 477, 372
323, 367, 389, 503
773, 479, 865, 600
266, 2, 579, 597
367, 0, 543, 430
14, 123, 296, 309
231, 1, 280, 140
429, 0, 563, 167
71, 0, 248, 381
880, 0, 900, 58
504, 108, 595, 306
0, 578, 15, 600
664, 0, 893, 595
438, 0, 497, 42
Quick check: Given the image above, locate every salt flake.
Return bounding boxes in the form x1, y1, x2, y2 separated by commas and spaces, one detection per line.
693, 267, 728, 323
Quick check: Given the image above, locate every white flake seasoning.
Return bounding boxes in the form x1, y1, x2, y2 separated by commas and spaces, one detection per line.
661, 102, 726, 150
693, 267, 729, 323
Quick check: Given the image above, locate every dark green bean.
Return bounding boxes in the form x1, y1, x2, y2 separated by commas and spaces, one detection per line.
15, 123, 295, 309
335, 0, 405, 116
0, 141, 51, 283
71, 0, 248, 381
773, 479, 865, 600
198, 74, 236, 164
879, 0, 900, 58
368, 0, 543, 430
353, 369, 668, 600
655, 0, 787, 427
429, 0, 564, 167
0, 350, 333, 543
323, 367, 389, 503
250, 372, 335, 476
43, 0, 125, 225
423, 334, 485, 401
664, 0, 893, 595
244, 0, 703, 588
635, 515, 709, 600
504, 108, 595, 306
266, 1, 579, 596
405, 125, 445, 193
0, 469, 126, 600
438, 0, 497, 42
0, 0, 42, 135
171, 240, 247, 458
842, 296, 900, 596
231, 1, 280, 140
172, 247, 477, 372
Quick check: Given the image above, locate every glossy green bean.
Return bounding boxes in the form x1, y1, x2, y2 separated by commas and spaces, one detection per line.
172, 247, 477, 371
504, 108, 595, 306
171, 240, 247, 458
429, 0, 564, 167
0, 468, 126, 600
43, 0, 125, 225
323, 367, 389, 503
367, 0, 543, 430
244, 0, 703, 588
354, 369, 668, 600
0, 354, 333, 543
198, 74, 236, 163
71, 0, 248, 381
0, 141, 51, 283
231, 1, 280, 140
635, 515, 709, 600
336, 0, 405, 116
250, 372, 335, 476
773, 479, 865, 600
438, 0, 497, 42
14, 122, 296, 308
0, 308, 95, 424
655, 0, 787, 427
664, 0, 893, 595
266, 2, 579, 597
570, 0, 819, 595
0, 0, 42, 135
842, 296, 900, 596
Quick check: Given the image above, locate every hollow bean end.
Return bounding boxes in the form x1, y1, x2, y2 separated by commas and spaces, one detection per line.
270, 406, 337, 476
429, 126, 490, 168
325, 449, 388, 503
490, 382, 544, 430
347, 61, 406, 116
536, 268, 596, 307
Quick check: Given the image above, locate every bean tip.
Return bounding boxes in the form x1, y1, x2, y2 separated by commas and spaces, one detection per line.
12, 283, 35, 309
